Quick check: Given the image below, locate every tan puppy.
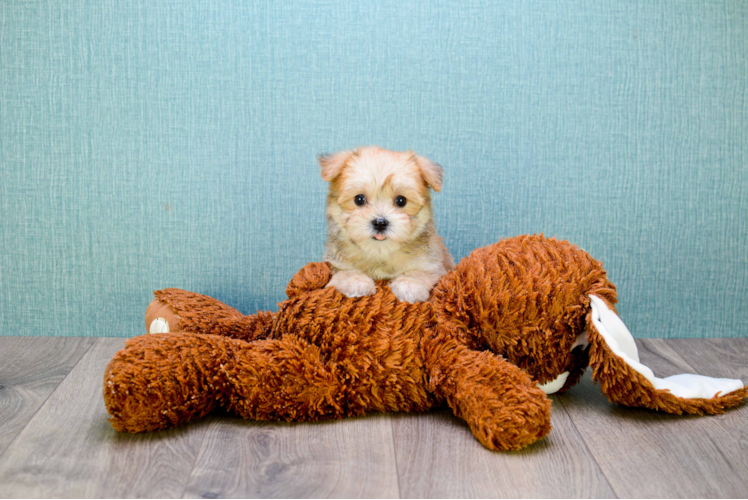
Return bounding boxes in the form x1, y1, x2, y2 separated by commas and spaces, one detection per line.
319, 146, 454, 303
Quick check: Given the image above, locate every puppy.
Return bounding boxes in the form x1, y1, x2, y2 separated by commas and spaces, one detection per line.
319, 146, 454, 303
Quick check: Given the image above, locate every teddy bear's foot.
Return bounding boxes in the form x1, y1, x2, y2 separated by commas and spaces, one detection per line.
145, 289, 245, 334
145, 297, 179, 333
587, 295, 747, 414
104, 333, 230, 432
144, 288, 275, 341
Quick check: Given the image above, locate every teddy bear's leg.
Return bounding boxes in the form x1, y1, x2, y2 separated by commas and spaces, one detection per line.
104, 332, 358, 433
222, 334, 366, 422
145, 288, 274, 342
424, 326, 552, 451
105, 333, 229, 432
586, 295, 747, 414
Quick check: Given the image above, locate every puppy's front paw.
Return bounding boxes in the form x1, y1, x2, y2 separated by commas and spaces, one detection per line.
326, 270, 377, 298
389, 276, 432, 303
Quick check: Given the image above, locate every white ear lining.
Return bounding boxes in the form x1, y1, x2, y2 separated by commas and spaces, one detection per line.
588, 295, 744, 399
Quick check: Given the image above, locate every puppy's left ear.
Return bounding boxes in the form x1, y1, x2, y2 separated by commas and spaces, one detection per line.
318, 150, 353, 182
414, 154, 444, 192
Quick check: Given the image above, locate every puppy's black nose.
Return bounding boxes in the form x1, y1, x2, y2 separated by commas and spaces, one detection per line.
372, 217, 389, 232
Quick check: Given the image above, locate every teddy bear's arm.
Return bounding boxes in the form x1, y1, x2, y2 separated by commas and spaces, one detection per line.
423, 324, 552, 451
285, 262, 332, 298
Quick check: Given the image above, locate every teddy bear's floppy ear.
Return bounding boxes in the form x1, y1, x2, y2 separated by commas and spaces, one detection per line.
318, 150, 353, 182
413, 154, 444, 192
586, 295, 747, 413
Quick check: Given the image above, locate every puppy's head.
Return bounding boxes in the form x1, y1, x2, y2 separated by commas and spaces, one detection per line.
320, 146, 443, 255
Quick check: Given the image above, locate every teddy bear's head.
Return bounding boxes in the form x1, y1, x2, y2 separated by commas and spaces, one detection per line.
428, 234, 617, 388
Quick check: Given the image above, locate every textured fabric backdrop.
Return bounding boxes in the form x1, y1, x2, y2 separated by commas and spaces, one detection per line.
1, 0, 746, 338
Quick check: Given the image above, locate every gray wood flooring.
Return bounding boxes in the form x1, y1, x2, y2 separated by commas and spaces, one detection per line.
0, 336, 746, 498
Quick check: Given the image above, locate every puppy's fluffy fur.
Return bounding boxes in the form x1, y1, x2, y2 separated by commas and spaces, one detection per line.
319, 146, 454, 303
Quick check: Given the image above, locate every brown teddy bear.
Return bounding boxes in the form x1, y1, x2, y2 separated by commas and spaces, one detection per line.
103, 235, 746, 451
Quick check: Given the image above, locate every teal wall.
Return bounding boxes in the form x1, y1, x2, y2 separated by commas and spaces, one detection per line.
2, 0, 746, 338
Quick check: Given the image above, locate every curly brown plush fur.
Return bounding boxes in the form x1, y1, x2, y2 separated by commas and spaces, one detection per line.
103, 235, 747, 451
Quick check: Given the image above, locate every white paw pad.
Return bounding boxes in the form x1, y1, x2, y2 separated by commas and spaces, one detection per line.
149, 317, 169, 334
537, 371, 570, 394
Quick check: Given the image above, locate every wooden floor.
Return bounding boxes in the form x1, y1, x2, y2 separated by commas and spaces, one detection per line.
0, 337, 746, 498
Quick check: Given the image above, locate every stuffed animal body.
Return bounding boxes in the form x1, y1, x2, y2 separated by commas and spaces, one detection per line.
104, 235, 747, 451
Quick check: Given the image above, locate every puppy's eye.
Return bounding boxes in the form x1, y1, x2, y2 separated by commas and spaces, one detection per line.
395, 196, 407, 207
354, 194, 367, 206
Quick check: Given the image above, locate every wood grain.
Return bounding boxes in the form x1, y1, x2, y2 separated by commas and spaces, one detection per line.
665, 338, 748, 496
665, 338, 748, 382
392, 405, 615, 498
183, 412, 400, 498
0, 338, 210, 498
557, 338, 748, 498
0, 337, 746, 498
0, 336, 96, 456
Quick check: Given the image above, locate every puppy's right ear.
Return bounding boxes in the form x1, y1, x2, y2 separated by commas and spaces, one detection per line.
318, 150, 352, 182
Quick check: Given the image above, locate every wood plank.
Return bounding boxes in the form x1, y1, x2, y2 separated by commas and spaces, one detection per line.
665, 338, 748, 383
558, 338, 748, 498
392, 403, 616, 498
183, 412, 400, 498
0, 337, 96, 456
0, 337, 211, 498
665, 338, 748, 494
1, 337, 744, 498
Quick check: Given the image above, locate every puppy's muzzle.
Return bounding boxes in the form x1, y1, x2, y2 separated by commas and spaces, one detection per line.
372, 217, 389, 233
